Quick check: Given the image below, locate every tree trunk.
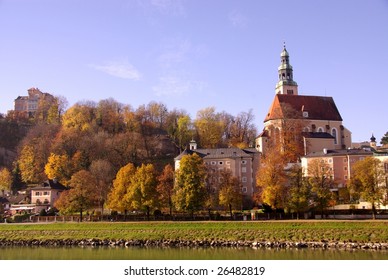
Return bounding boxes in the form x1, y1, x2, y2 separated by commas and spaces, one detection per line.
372, 203, 377, 220
229, 204, 233, 220
146, 206, 150, 221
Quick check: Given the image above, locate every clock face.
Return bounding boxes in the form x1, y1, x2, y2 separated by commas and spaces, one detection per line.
303, 111, 309, 118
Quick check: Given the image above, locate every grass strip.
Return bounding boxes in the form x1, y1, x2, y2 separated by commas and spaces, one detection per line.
1, 220, 388, 243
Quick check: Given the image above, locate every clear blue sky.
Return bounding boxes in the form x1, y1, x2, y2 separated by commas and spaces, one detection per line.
1, 0, 387, 143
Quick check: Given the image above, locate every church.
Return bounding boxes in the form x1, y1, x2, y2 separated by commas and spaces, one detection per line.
256, 45, 352, 157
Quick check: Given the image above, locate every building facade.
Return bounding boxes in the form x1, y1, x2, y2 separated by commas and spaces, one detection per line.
256, 45, 352, 157
30, 179, 67, 213
14, 87, 55, 117
174, 140, 260, 208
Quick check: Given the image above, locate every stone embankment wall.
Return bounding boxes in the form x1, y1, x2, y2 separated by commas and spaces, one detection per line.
1, 238, 388, 250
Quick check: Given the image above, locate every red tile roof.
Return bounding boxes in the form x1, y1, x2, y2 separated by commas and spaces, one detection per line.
264, 94, 343, 122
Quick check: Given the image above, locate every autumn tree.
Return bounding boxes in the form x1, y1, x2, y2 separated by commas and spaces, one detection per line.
18, 123, 59, 183
44, 153, 73, 185
228, 109, 257, 148
96, 98, 125, 133
106, 163, 136, 216
18, 145, 44, 183
55, 170, 97, 221
286, 165, 311, 219
173, 153, 206, 215
157, 164, 175, 216
350, 157, 387, 219
129, 164, 159, 220
0, 168, 12, 196
203, 166, 221, 218
218, 170, 243, 219
307, 159, 334, 218
256, 145, 287, 217
62, 102, 97, 132
194, 107, 225, 148
89, 159, 115, 216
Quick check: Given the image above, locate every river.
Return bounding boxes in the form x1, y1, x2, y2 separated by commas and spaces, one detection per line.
1, 246, 388, 260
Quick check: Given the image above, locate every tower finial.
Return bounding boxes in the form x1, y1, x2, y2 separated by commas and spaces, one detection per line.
283, 41, 286, 49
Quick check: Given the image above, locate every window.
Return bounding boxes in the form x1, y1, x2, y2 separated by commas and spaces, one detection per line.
226, 161, 230, 165
35, 191, 40, 196
242, 187, 248, 193
242, 177, 247, 182
331, 128, 338, 145
328, 159, 333, 163
241, 167, 247, 173
241, 160, 247, 165
318, 127, 324, 133
344, 167, 348, 171
43, 191, 49, 196
344, 175, 348, 180
218, 161, 223, 165
211, 161, 216, 165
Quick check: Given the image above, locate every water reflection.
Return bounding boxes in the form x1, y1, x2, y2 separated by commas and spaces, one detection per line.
1, 246, 388, 260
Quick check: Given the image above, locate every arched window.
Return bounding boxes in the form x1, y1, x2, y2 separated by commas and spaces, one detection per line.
332, 128, 338, 144
317, 127, 324, 133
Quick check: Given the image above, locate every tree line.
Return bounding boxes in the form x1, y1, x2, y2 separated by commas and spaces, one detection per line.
0, 96, 257, 215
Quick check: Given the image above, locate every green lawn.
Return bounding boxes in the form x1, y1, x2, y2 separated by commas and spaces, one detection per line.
1, 220, 388, 243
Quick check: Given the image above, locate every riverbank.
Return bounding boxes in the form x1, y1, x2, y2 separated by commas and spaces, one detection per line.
1, 220, 388, 250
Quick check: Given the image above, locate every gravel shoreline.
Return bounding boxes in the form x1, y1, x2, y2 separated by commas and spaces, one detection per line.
1, 239, 388, 250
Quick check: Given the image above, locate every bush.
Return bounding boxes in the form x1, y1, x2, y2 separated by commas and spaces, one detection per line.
39, 209, 47, 216
12, 213, 31, 223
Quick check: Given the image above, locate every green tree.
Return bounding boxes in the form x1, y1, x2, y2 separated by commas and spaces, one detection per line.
106, 163, 136, 216
381, 132, 388, 145
350, 157, 387, 219
307, 159, 334, 218
157, 164, 175, 216
173, 153, 206, 215
11, 162, 25, 193
218, 170, 243, 219
286, 165, 311, 219
0, 168, 12, 196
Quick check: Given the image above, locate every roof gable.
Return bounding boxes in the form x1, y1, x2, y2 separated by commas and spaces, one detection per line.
264, 94, 343, 122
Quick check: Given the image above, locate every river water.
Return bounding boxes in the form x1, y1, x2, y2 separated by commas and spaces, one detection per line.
1, 246, 388, 260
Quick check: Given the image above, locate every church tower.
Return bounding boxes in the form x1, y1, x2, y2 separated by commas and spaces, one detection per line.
275, 43, 298, 95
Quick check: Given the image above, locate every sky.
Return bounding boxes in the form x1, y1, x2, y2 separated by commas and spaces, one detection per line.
0, 0, 387, 143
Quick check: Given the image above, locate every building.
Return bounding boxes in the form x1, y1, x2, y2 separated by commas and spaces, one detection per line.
30, 179, 67, 213
14, 87, 55, 117
174, 140, 260, 208
256, 45, 352, 157
301, 148, 374, 189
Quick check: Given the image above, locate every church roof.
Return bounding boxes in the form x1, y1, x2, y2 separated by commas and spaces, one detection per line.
264, 94, 343, 122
